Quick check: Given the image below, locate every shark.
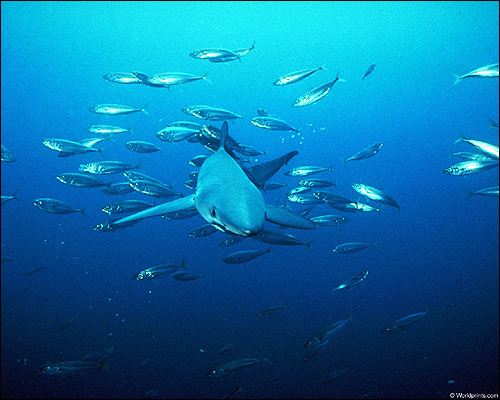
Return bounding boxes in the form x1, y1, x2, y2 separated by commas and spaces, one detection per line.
110, 121, 315, 236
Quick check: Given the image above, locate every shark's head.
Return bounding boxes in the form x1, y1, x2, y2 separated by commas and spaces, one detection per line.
197, 192, 265, 237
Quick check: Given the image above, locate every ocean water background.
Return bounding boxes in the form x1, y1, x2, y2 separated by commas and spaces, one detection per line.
1, 1, 498, 399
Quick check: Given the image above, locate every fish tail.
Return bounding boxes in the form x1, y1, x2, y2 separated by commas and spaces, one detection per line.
336, 71, 347, 83
319, 64, 327, 71
98, 148, 106, 159
266, 245, 272, 253
453, 74, 462, 86
97, 361, 108, 371
202, 71, 211, 84
11, 189, 19, 201
453, 133, 466, 145
80, 208, 86, 217
141, 108, 150, 115
467, 189, 475, 199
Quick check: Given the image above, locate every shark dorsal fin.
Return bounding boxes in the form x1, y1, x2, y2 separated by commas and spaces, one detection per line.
219, 121, 229, 150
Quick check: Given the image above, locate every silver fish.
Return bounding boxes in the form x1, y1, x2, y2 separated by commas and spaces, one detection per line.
344, 143, 383, 162
33, 198, 85, 215
139, 72, 208, 87
56, 173, 109, 188
362, 64, 375, 80
219, 342, 237, 356
1, 144, 16, 162
182, 106, 242, 121
125, 141, 161, 153
292, 73, 344, 107
156, 126, 200, 142
332, 242, 375, 254
451, 151, 493, 161
86, 125, 132, 135
172, 271, 206, 281
162, 208, 199, 220
253, 229, 310, 247
298, 178, 335, 188
312, 191, 352, 205
101, 182, 136, 195
382, 311, 427, 334
468, 186, 499, 197
102, 72, 141, 84
310, 214, 349, 226
89, 104, 147, 115
351, 183, 401, 210
132, 261, 186, 281
443, 160, 499, 176
208, 358, 270, 377
251, 116, 298, 132
329, 201, 380, 213
332, 270, 368, 292
188, 154, 209, 167
188, 223, 218, 237
42, 138, 102, 156
305, 316, 350, 349
123, 171, 165, 185
254, 302, 289, 318
79, 161, 139, 175
285, 165, 333, 177
222, 247, 272, 264
234, 143, 266, 157
102, 200, 155, 215
273, 66, 325, 86
93, 219, 139, 232
287, 193, 325, 205
130, 180, 182, 198
454, 136, 498, 159
189, 48, 240, 61
454, 63, 499, 85
39, 360, 105, 375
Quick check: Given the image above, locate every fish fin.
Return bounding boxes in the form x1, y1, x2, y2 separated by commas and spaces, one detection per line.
112, 195, 196, 226
219, 121, 229, 150
265, 204, 316, 230
487, 116, 498, 129
453, 74, 461, 86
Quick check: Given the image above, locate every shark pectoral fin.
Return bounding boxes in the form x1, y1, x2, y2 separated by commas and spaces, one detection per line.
265, 204, 316, 230
112, 195, 196, 225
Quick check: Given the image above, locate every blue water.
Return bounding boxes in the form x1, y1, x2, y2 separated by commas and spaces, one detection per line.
1, 2, 498, 399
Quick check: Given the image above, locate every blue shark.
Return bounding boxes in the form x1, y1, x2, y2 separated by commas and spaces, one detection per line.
111, 121, 315, 236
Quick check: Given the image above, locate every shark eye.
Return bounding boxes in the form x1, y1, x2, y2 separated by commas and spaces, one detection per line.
211, 207, 216, 218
